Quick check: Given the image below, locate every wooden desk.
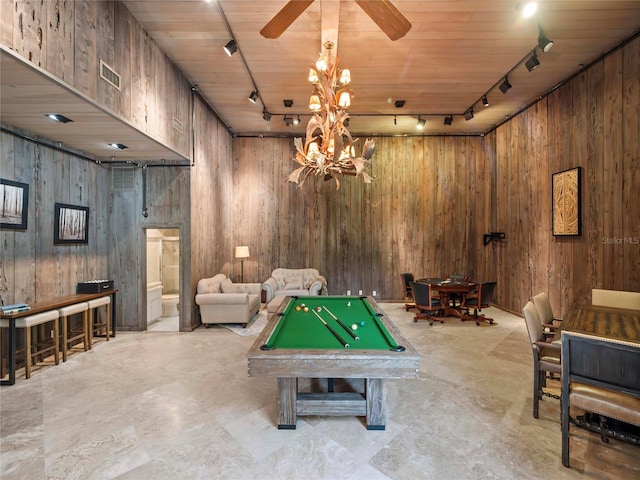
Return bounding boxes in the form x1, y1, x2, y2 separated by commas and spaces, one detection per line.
556, 304, 640, 343
1, 290, 117, 386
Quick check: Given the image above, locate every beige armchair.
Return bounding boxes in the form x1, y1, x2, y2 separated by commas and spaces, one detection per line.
195, 274, 261, 327
262, 268, 327, 303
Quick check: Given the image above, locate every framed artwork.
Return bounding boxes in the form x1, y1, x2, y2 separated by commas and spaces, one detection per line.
552, 167, 581, 236
54, 203, 89, 245
0, 179, 29, 230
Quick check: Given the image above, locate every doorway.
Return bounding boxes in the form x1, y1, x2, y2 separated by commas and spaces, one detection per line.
146, 228, 180, 331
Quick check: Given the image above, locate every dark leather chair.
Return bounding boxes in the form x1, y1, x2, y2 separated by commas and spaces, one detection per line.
410, 281, 443, 325
446, 274, 468, 306
522, 301, 561, 418
460, 281, 497, 325
400, 273, 416, 311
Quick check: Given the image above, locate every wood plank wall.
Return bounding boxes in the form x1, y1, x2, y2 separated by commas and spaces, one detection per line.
230, 135, 495, 300
484, 36, 639, 316
1, 0, 191, 157
0, 128, 111, 305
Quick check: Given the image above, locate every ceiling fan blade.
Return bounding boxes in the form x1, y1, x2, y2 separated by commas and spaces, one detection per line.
260, 0, 315, 39
355, 0, 411, 41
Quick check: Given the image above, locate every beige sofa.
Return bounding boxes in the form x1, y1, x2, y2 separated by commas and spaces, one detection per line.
262, 268, 328, 303
195, 274, 261, 326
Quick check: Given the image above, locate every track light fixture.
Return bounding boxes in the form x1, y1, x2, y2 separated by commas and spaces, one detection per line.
416, 117, 426, 130
248, 91, 259, 103
444, 115, 453, 126
537, 24, 554, 52
482, 96, 489, 107
262, 108, 271, 121
463, 109, 474, 121
525, 52, 540, 72
224, 39, 238, 56
499, 76, 512, 94
283, 116, 294, 126
293, 115, 301, 125
45, 113, 73, 123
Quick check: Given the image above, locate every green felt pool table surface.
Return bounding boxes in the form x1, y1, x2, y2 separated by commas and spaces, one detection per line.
263, 296, 402, 350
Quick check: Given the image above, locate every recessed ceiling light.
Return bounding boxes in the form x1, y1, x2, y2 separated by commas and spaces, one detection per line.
395, 100, 406, 108
283, 99, 293, 107
45, 113, 73, 123
108, 143, 128, 150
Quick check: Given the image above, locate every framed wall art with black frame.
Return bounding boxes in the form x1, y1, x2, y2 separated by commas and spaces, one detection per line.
54, 202, 89, 245
552, 167, 581, 236
0, 179, 29, 230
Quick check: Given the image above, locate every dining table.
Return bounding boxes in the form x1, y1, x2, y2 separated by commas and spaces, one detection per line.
554, 303, 640, 343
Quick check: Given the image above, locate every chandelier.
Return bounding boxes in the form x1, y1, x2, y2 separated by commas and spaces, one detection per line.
288, 41, 374, 189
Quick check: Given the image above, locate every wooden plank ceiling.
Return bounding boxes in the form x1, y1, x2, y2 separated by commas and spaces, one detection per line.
123, 0, 640, 136
1, 1, 638, 163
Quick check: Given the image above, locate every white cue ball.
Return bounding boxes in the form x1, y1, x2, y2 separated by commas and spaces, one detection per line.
351, 324, 358, 330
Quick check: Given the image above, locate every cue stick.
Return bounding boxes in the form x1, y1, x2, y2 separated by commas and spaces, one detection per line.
323, 306, 359, 340
312, 310, 350, 348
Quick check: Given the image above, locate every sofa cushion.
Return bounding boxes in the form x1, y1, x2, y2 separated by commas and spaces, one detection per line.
197, 273, 227, 294
220, 278, 234, 293
284, 277, 303, 290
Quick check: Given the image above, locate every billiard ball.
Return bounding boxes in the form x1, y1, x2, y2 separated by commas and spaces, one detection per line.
346, 301, 351, 307
300, 303, 306, 307
295, 306, 301, 312
351, 324, 358, 330
316, 307, 322, 312
303, 307, 309, 312
360, 320, 366, 326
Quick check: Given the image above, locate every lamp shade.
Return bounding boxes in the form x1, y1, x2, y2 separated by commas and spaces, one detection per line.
235, 246, 250, 259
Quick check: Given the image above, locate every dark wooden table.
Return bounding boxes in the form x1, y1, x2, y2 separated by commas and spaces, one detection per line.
555, 303, 640, 343
416, 278, 478, 321
1, 289, 117, 386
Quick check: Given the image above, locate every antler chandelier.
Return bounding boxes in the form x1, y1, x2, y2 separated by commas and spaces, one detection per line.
288, 41, 374, 189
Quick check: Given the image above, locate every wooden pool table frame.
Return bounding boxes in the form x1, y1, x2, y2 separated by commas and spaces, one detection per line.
247, 296, 420, 430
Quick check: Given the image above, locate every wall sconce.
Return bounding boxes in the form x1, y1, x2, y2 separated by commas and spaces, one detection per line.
235, 246, 250, 282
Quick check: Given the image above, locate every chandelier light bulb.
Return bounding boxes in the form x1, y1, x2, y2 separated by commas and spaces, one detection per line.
339, 69, 351, 85
308, 68, 319, 83
309, 95, 321, 111
308, 142, 319, 155
316, 55, 328, 72
338, 91, 351, 108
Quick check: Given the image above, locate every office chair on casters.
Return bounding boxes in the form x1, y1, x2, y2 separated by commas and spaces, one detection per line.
460, 281, 497, 325
410, 281, 444, 325
400, 273, 416, 311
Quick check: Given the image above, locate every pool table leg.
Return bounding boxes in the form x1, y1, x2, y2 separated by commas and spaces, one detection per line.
366, 378, 386, 430
277, 377, 298, 429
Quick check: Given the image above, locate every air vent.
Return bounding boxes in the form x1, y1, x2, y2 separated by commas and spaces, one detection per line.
172, 116, 184, 134
100, 59, 121, 91
111, 167, 135, 191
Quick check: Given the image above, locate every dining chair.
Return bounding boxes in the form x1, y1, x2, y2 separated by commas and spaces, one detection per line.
522, 301, 561, 419
400, 273, 416, 311
409, 281, 443, 325
460, 281, 497, 325
531, 292, 562, 335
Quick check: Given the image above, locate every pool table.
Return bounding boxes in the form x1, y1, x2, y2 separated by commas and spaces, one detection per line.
247, 296, 420, 430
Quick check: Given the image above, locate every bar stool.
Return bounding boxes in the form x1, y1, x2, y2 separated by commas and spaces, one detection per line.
58, 302, 89, 362
86, 296, 110, 348
0, 310, 60, 379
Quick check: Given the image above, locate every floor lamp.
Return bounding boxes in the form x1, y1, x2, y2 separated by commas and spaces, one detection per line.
235, 246, 250, 283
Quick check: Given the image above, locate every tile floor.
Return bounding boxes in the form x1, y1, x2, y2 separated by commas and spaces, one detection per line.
1, 303, 638, 479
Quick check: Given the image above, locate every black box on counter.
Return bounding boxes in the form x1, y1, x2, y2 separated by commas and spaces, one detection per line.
77, 280, 115, 293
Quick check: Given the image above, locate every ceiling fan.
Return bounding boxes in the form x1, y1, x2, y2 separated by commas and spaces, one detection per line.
260, 0, 411, 41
